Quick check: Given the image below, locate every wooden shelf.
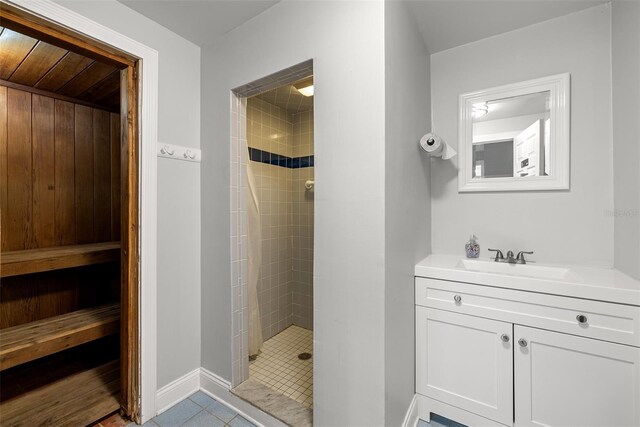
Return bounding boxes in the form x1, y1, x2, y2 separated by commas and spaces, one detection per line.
0, 359, 120, 427
0, 303, 120, 371
1, 242, 120, 278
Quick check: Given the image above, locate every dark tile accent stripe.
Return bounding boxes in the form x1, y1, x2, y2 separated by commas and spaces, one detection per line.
249, 147, 314, 169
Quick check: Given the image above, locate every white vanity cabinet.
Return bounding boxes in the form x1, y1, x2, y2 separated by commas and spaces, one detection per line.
415, 276, 640, 427
416, 307, 514, 425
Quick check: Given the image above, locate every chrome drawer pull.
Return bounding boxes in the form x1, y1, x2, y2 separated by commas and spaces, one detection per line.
518, 338, 528, 347
576, 314, 588, 324
500, 334, 510, 343
453, 295, 462, 304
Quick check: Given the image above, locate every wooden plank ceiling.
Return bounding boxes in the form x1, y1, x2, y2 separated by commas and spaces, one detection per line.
0, 26, 120, 111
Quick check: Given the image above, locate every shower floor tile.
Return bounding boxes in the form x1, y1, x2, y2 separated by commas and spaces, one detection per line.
249, 325, 313, 408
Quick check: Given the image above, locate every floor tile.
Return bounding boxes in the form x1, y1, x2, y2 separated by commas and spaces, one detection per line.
249, 325, 313, 408
153, 400, 202, 427
189, 391, 217, 409
181, 410, 226, 427
126, 420, 158, 427
204, 400, 237, 423
226, 415, 256, 427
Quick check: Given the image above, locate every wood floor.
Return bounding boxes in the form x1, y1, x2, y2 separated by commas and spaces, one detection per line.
0, 338, 120, 427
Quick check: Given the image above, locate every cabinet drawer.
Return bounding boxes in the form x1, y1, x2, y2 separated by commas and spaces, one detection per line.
416, 277, 640, 347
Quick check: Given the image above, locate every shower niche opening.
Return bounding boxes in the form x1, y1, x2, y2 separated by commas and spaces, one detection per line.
231, 63, 315, 426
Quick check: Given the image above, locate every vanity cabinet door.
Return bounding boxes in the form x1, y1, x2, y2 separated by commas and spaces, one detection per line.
416, 307, 513, 425
514, 325, 640, 427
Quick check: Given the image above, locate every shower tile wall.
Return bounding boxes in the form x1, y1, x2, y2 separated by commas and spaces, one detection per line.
248, 97, 294, 340
291, 110, 314, 330
247, 97, 314, 339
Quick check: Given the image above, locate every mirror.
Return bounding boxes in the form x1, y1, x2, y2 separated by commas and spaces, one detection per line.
458, 73, 570, 192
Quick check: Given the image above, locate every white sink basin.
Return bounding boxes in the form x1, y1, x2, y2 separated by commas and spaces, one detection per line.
457, 258, 571, 280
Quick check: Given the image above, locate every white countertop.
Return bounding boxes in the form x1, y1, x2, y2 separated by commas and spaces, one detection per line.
415, 254, 640, 306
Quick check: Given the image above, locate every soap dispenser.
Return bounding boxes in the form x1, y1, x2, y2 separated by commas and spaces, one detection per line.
465, 235, 480, 258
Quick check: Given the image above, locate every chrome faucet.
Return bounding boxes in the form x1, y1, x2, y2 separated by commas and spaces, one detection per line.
488, 249, 534, 264
515, 251, 534, 264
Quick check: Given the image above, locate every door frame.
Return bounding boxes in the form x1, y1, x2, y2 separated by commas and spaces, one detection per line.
0, 0, 159, 423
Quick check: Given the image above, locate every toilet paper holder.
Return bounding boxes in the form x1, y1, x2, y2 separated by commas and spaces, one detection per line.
420, 132, 457, 160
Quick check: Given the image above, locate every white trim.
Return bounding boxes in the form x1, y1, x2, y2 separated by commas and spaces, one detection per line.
152, 368, 287, 427
402, 394, 420, 427
416, 395, 508, 427
458, 73, 570, 192
2, 0, 159, 422
156, 369, 201, 415
200, 368, 288, 427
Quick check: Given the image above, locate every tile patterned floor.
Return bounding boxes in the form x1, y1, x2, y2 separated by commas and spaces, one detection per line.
249, 325, 313, 408
127, 392, 256, 427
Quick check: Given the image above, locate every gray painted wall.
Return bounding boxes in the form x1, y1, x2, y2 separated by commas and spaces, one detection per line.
201, 2, 388, 424
612, 1, 640, 280
53, 0, 202, 389
430, 5, 614, 267
384, 2, 431, 425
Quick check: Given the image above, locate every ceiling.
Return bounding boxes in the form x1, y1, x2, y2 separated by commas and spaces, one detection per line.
255, 77, 314, 114
407, 1, 606, 53
117, 0, 279, 47
476, 92, 549, 122
116, 0, 605, 52
0, 27, 121, 111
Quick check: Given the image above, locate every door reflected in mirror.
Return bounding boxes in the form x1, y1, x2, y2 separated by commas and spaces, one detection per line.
472, 91, 550, 179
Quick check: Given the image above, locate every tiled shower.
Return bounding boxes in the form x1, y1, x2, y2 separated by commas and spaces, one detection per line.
247, 93, 314, 340
243, 80, 315, 411
246, 95, 314, 340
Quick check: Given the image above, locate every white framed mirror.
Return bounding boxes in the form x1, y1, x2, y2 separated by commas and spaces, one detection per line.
458, 73, 570, 192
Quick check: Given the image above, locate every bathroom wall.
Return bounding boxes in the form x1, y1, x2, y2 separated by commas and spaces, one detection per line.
612, 1, 640, 280
384, 1, 431, 425
430, 4, 614, 267
52, 0, 202, 391
247, 97, 294, 340
291, 109, 314, 330
201, 1, 387, 424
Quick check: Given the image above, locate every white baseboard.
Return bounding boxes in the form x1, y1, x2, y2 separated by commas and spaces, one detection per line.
416, 394, 506, 427
200, 368, 288, 427
402, 394, 419, 427
156, 368, 200, 414
153, 368, 289, 427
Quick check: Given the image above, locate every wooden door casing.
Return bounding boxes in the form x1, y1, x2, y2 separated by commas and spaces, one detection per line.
0, 6, 140, 421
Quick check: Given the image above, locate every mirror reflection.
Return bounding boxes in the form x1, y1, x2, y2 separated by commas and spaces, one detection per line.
472, 91, 550, 179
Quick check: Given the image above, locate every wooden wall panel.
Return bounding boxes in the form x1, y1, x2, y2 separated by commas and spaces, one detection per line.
110, 113, 120, 241
6, 88, 32, 250
31, 94, 55, 248
0, 86, 7, 251
93, 109, 111, 242
74, 104, 94, 244
0, 263, 119, 328
54, 100, 76, 245
1, 85, 120, 251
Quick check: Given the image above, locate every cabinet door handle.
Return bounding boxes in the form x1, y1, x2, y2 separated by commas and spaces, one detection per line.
518, 338, 528, 347
453, 295, 462, 304
576, 314, 588, 324
500, 334, 510, 343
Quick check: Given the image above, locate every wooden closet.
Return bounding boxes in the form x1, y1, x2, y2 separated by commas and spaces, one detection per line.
0, 11, 139, 426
